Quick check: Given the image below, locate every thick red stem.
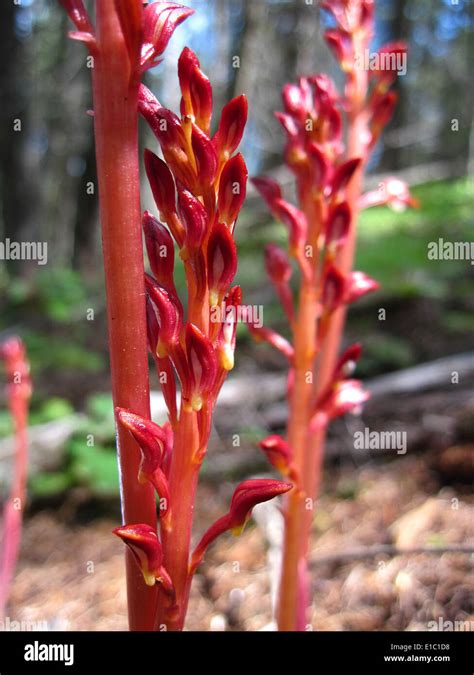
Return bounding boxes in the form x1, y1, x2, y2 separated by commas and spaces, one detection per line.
92, 0, 157, 631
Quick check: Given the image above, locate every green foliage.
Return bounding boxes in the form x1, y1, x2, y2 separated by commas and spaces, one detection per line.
29, 396, 75, 426
356, 178, 474, 297
68, 437, 119, 497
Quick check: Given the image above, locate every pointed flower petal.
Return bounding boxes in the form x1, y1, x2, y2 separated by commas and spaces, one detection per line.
191, 479, 291, 571
141, 2, 194, 70
113, 524, 173, 592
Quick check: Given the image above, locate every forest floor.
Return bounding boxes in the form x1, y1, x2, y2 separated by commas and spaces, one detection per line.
8, 445, 473, 631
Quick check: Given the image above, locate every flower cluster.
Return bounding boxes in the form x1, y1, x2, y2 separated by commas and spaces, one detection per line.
112, 48, 292, 606
251, 2, 418, 480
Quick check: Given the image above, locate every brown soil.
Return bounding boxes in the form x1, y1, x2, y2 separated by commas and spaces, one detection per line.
7, 450, 473, 631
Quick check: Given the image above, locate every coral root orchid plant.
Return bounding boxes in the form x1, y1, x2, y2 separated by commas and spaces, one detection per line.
0, 338, 31, 619
251, 0, 417, 631
60, 0, 291, 632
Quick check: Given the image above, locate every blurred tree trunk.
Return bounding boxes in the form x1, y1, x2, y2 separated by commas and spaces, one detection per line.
0, 2, 41, 276
380, 0, 410, 171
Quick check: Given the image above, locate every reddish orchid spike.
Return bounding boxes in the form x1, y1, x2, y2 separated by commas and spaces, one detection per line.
178, 47, 213, 135
141, 2, 194, 71
190, 479, 292, 571
0, 337, 31, 619
213, 95, 248, 160
113, 524, 174, 594
217, 153, 248, 227
207, 222, 238, 307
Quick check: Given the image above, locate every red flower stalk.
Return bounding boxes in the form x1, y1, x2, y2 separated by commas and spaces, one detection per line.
250, 0, 417, 630
59, 0, 193, 631
112, 38, 286, 631
0, 338, 31, 619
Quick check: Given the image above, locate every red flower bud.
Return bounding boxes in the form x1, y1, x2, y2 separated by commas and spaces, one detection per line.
145, 275, 183, 356
273, 199, 307, 255
259, 435, 292, 475
178, 47, 213, 135
322, 265, 346, 312
191, 479, 292, 571
247, 324, 294, 362
215, 286, 242, 372
114, 0, 142, 72
144, 149, 178, 221
213, 95, 248, 159
371, 42, 408, 83
116, 408, 170, 515
344, 271, 379, 304
207, 222, 238, 307
334, 343, 362, 380
370, 91, 397, 139
191, 123, 218, 191
217, 153, 248, 226
140, 98, 196, 187
147, 294, 178, 423
143, 211, 177, 294
307, 143, 329, 190
316, 379, 370, 422
177, 188, 208, 253
113, 524, 173, 593
358, 178, 419, 212
59, 0, 93, 33
251, 176, 283, 213
184, 323, 218, 411
324, 29, 353, 70
275, 112, 299, 138
264, 244, 292, 284
141, 1, 194, 71
282, 83, 307, 120
331, 158, 362, 195
325, 201, 351, 248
